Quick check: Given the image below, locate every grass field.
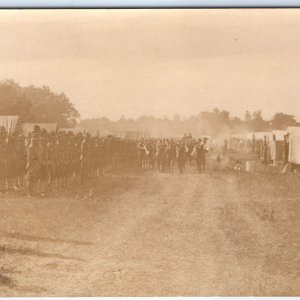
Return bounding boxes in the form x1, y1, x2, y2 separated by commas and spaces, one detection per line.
0, 157, 299, 296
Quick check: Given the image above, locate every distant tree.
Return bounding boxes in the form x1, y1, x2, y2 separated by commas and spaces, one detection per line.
0, 80, 80, 128
24, 85, 80, 127
0, 79, 32, 121
271, 113, 297, 130
243, 110, 269, 132
79, 109, 300, 138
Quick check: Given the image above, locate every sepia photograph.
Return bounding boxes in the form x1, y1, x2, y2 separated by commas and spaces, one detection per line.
0, 8, 299, 296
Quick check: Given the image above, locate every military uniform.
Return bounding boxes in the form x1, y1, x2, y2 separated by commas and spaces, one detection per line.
0, 128, 8, 191
192, 140, 207, 174
176, 141, 187, 174
26, 133, 44, 196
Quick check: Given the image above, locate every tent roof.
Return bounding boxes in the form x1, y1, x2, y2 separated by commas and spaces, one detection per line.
272, 130, 287, 141
287, 126, 300, 136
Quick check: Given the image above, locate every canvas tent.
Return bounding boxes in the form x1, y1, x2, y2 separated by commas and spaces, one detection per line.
0, 115, 19, 135
287, 127, 300, 164
22, 123, 57, 135
269, 130, 287, 163
272, 130, 286, 141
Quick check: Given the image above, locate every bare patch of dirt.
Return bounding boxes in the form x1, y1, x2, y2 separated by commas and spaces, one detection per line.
0, 166, 299, 296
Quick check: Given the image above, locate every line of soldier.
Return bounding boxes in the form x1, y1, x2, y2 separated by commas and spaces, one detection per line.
0, 125, 137, 197
137, 134, 209, 174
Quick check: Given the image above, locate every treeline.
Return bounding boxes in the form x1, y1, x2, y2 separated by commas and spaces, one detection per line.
1, 79, 298, 137
80, 109, 300, 138
0, 79, 80, 128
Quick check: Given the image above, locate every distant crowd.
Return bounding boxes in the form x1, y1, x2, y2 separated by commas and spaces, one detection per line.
136, 133, 209, 174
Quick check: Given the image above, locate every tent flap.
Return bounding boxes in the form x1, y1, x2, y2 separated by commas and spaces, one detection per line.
0, 115, 19, 135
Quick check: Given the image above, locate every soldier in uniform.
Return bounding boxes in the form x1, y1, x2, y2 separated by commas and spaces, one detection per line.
166, 139, 177, 173
16, 134, 27, 189
0, 127, 8, 192
26, 130, 44, 197
157, 139, 167, 172
6, 134, 17, 191
262, 135, 269, 165
137, 138, 147, 172
38, 130, 50, 195
47, 133, 57, 189
148, 139, 156, 171
176, 140, 188, 174
74, 133, 83, 182
192, 139, 208, 174
80, 133, 90, 182
103, 135, 113, 173
6, 133, 26, 191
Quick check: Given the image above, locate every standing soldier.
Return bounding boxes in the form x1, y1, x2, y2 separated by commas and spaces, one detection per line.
192, 139, 208, 174
74, 133, 83, 182
223, 138, 228, 155
176, 140, 188, 174
137, 138, 147, 172
148, 140, 156, 171
26, 130, 44, 197
262, 135, 269, 165
0, 127, 8, 192
48, 133, 57, 189
6, 134, 18, 191
166, 139, 177, 173
39, 130, 50, 195
80, 133, 90, 182
96, 137, 104, 176
10, 134, 26, 190
159, 139, 167, 172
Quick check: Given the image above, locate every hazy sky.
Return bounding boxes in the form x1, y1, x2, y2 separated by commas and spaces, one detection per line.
0, 9, 300, 120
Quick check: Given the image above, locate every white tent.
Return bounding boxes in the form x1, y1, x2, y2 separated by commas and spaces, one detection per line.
0, 115, 19, 135
287, 127, 300, 164
272, 130, 287, 141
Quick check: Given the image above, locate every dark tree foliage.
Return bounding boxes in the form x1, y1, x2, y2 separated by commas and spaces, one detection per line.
271, 113, 297, 130
0, 79, 32, 120
0, 79, 80, 127
244, 110, 270, 132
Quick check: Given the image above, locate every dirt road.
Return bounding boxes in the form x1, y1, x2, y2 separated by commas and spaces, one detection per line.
0, 168, 299, 296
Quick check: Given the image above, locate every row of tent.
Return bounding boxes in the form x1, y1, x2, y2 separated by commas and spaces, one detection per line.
0, 116, 151, 141
231, 130, 287, 142
230, 127, 300, 164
